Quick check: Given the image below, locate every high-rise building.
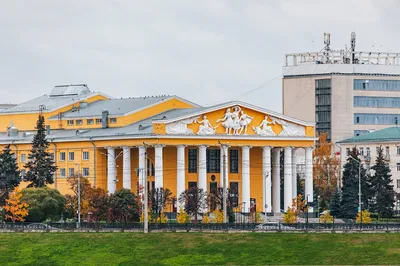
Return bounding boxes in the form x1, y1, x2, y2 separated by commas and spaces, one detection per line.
282, 33, 400, 144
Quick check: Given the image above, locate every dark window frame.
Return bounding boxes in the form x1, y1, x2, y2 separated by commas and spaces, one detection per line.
230, 149, 239, 173
206, 149, 221, 173
188, 149, 198, 173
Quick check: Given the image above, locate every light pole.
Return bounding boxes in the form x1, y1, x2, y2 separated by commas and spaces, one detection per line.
348, 155, 362, 222
264, 204, 268, 223
75, 163, 81, 228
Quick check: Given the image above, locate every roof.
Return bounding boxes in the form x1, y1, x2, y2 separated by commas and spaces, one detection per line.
282, 64, 400, 77
337, 127, 400, 144
0, 92, 107, 114
49, 84, 91, 97
49, 96, 195, 119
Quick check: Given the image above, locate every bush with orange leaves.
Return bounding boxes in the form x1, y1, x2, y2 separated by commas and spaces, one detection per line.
4, 188, 29, 222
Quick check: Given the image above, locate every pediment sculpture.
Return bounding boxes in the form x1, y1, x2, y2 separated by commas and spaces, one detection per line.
195, 116, 217, 135
165, 117, 197, 135
215, 106, 253, 135
252, 115, 277, 136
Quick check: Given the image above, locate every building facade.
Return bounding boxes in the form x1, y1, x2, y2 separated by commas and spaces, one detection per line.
282, 42, 400, 145
337, 127, 400, 194
0, 84, 316, 213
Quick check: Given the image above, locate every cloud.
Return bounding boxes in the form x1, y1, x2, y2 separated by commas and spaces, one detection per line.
0, 0, 399, 113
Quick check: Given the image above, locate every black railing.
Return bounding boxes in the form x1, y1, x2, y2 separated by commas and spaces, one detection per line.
1, 222, 400, 232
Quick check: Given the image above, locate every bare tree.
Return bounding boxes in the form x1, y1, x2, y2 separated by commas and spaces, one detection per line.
148, 187, 172, 221
178, 187, 207, 222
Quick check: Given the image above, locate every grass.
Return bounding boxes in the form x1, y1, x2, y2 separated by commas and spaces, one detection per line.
1, 233, 400, 265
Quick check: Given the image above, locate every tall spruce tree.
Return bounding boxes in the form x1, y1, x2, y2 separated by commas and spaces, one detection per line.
370, 146, 395, 218
0, 145, 21, 206
24, 115, 57, 187
329, 187, 341, 217
340, 147, 368, 218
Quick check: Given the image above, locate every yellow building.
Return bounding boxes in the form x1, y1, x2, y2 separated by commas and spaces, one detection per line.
0, 84, 316, 213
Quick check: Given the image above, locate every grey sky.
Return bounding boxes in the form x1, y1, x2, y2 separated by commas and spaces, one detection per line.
1, 0, 399, 112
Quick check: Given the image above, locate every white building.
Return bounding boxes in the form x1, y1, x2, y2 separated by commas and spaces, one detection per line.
282, 33, 400, 145
337, 127, 400, 194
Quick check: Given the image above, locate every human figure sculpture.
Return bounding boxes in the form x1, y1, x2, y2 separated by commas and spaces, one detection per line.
196, 115, 216, 135
216, 108, 234, 134
239, 111, 253, 135
252, 115, 276, 136
231, 106, 242, 135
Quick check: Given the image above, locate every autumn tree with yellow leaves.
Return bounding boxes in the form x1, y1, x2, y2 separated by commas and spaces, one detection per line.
313, 133, 340, 210
4, 188, 29, 222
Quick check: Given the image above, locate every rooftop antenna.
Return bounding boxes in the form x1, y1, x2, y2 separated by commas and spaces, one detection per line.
351, 32, 356, 63
323, 33, 331, 63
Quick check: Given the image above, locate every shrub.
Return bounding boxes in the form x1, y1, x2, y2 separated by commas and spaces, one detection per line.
283, 207, 297, 224
319, 211, 334, 223
356, 210, 372, 223
176, 208, 190, 224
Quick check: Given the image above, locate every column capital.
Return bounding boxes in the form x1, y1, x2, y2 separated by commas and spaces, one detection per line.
176, 144, 187, 148
153, 144, 165, 148
198, 145, 208, 149
284, 146, 293, 151
122, 146, 131, 150
262, 146, 272, 150
241, 145, 252, 150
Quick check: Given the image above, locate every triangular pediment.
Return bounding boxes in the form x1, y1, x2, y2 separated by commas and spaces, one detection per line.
156, 102, 314, 137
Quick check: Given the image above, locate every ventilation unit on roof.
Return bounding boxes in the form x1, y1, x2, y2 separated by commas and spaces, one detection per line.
49, 84, 91, 97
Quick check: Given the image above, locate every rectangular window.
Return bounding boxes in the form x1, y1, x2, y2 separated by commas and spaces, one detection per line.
76, 119, 83, 125
20, 169, 26, 179
69, 152, 74, 161
206, 149, 221, 173
20, 154, 26, 163
110, 118, 117, 124
354, 130, 370, 136
397, 146, 400, 155
366, 147, 371, 157
386, 146, 390, 157
188, 182, 197, 188
60, 152, 66, 161
50, 153, 54, 161
67, 120, 74, 126
95, 119, 102, 124
60, 168, 66, 177
82, 167, 89, 177
354, 113, 400, 125
354, 96, 400, 108
346, 148, 350, 156
398, 179, 400, 189
87, 119, 94, 125
354, 79, 400, 92
315, 79, 331, 141
397, 163, 400, 172
230, 149, 239, 173
230, 182, 239, 208
68, 168, 74, 177
82, 151, 89, 160
359, 148, 364, 156
188, 149, 198, 173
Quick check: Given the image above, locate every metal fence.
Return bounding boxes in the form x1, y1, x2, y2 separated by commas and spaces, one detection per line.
2, 222, 400, 232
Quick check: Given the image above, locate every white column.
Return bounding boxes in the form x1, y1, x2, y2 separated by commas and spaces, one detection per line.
284, 147, 293, 211
242, 146, 251, 213
138, 146, 146, 195
154, 144, 164, 189
305, 147, 314, 212
272, 148, 281, 213
122, 146, 131, 190
107, 147, 116, 194
262, 146, 272, 213
220, 145, 229, 187
177, 145, 186, 206
198, 145, 207, 192
292, 148, 297, 199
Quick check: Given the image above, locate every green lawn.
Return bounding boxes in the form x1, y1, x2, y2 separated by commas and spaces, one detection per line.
1, 233, 400, 265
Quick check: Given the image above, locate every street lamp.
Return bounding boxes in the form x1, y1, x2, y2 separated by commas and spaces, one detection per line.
348, 155, 362, 222
264, 204, 268, 223
75, 163, 81, 228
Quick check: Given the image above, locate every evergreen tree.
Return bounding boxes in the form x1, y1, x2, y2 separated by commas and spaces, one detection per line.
0, 145, 21, 206
329, 188, 341, 217
24, 115, 57, 187
370, 146, 395, 218
340, 147, 368, 218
